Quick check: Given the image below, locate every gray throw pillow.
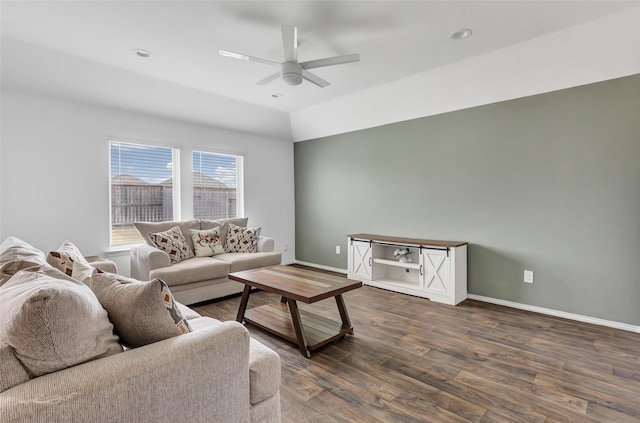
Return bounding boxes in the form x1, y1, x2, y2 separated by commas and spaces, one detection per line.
90, 273, 192, 348
0, 267, 123, 377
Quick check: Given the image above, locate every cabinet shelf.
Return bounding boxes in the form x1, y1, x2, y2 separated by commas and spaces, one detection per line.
373, 258, 420, 270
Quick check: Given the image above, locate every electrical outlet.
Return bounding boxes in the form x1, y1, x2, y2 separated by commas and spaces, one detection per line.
283, 243, 288, 252
335, 246, 340, 254
524, 270, 534, 284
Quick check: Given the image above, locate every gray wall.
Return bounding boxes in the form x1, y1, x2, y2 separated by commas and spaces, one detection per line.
294, 74, 640, 326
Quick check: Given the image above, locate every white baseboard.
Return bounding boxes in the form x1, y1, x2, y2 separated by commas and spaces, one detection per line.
290, 261, 639, 333
294, 260, 348, 275
468, 294, 640, 333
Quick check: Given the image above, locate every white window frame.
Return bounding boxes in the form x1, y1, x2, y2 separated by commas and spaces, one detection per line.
192, 150, 245, 220
108, 140, 181, 247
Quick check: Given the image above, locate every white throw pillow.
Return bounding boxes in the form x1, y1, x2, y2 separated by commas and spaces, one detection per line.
190, 227, 225, 257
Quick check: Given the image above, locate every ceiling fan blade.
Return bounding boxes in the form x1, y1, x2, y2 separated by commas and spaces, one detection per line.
257, 72, 281, 86
281, 25, 298, 63
300, 53, 360, 70
219, 50, 280, 67
302, 70, 330, 88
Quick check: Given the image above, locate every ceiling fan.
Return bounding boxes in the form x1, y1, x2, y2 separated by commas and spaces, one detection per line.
219, 25, 360, 88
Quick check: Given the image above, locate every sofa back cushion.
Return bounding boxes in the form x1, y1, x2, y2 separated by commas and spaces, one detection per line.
0, 267, 123, 378
200, 217, 248, 245
134, 220, 200, 251
0, 343, 30, 393
0, 236, 49, 286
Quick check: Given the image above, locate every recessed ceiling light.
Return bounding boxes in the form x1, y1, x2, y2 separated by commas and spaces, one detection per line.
272, 93, 284, 98
450, 29, 472, 41
133, 49, 152, 58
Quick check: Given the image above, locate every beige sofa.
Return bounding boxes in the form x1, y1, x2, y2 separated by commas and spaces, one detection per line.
0, 236, 281, 423
131, 217, 281, 305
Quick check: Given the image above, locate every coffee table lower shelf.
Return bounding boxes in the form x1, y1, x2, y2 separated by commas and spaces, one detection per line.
244, 303, 353, 354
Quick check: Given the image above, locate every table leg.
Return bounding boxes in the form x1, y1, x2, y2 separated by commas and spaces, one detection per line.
280, 296, 288, 304
287, 299, 311, 358
236, 285, 252, 323
335, 294, 354, 335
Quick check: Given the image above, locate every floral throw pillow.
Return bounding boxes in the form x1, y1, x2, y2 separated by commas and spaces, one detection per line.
224, 224, 262, 253
190, 227, 225, 257
148, 226, 194, 264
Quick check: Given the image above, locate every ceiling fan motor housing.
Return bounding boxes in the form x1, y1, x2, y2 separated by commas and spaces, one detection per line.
281, 62, 303, 86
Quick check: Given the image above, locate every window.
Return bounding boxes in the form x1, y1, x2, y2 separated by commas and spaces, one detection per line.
192, 151, 244, 220
109, 141, 179, 245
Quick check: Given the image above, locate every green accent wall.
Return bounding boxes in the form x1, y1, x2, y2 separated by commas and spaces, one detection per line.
294, 74, 640, 326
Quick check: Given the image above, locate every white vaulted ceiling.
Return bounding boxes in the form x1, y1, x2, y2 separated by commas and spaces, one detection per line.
2, 1, 639, 141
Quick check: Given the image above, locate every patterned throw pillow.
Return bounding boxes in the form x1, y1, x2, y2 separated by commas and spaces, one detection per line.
224, 224, 262, 253
47, 240, 90, 276
89, 272, 192, 348
148, 226, 195, 264
190, 227, 225, 257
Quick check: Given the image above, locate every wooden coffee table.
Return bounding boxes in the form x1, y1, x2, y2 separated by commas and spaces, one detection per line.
230, 265, 362, 357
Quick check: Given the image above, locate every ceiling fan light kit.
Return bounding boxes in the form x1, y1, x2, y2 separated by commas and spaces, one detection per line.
220, 25, 360, 88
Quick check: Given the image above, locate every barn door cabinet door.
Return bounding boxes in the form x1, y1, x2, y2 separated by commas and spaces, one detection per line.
349, 239, 372, 280
420, 248, 451, 296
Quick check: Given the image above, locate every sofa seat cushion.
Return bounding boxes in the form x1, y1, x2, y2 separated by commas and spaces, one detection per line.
187, 316, 223, 331
176, 301, 201, 320
214, 252, 282, 273
149, 257, 230, 287
248, 338, 281, 405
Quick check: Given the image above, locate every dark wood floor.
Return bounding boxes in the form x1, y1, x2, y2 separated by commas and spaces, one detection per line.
192, 272, 640, 422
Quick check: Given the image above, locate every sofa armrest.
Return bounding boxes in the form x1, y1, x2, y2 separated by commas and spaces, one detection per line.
86, 257, 118, 274
257, 236, 275, 253
0, 321, 252, 423
130, 243, 171, 280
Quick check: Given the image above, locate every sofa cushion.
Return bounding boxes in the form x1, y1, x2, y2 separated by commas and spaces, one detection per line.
176, 301, 201, 320
190, 227, 225, 257
249, 338, 281, 405
200, 217, 249, 245
90, 272, 192, 348
134, 219, 200, 251
0, 236, 50, 286
150, 257, 230, 287
0, 267, 123, 377
214, 252, 282, 273
225, 224, 262, 253
148, 226, 195, 264
187, 316, 223, 331
47, 240, 90, 276
0, 343, 30, 393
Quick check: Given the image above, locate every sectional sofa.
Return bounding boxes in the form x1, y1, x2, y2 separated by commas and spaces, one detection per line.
0, 236, 281, 422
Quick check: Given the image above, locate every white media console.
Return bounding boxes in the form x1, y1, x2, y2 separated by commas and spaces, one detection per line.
347, 234, 468, 305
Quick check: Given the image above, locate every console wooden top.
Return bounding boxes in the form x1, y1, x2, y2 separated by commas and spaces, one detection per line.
348, 233, 467, 248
